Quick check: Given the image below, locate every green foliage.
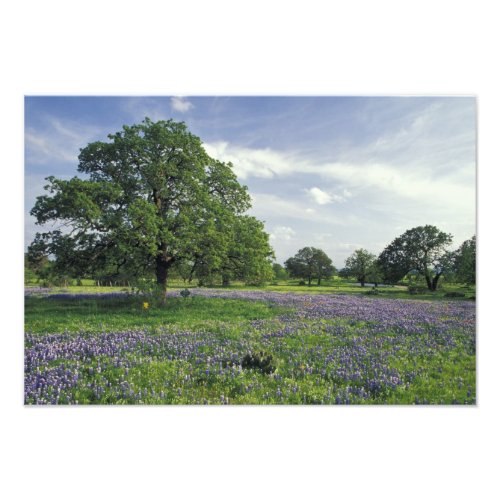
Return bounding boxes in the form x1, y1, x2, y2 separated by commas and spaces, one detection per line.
378, 225, 453, 291
453, 236, 476, 285
272, 263, 289, 281
132, 279, 166, 306
180, 288, 191, 299
285, 247, 335, 286
195, 215, 275, 286
28, 118, 274, 290
344, 248, 378, 286
241, 351, 275, 374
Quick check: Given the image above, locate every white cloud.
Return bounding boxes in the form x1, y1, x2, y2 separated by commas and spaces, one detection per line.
210, 139, 473, 225
203, 141, 306, 179
306, 187, 333, 205
249, 193, 361, 227
205, 137, 474, 226
306, 187, 350, 205
270, 226, 296, 241
171, 96, 193, 113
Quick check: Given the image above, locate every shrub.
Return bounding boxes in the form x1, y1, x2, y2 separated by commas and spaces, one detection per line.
180, 288, 191, 299
365, 287, 380, 295
407, 285, 427, 295
444, 291, 466, 298
132, 280, 166, 305
298, 280, 306, 286
241, 350, 275, 374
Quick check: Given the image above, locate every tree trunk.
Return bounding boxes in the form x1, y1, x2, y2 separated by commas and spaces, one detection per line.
424, 274, 433, 291
308, 275, 312, 286
156, 255, 170, 292
317, 277, 321, 286
431, 272, 442, 291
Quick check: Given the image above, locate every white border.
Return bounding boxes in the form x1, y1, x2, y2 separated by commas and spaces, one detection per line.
3, 1, 499, 499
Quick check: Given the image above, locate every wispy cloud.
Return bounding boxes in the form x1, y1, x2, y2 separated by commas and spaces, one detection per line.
249, 193, 361, 227
25, 116, 105, 166
206, 130, 474, 225
171, 96, 193, 113
203, 141, 301, 179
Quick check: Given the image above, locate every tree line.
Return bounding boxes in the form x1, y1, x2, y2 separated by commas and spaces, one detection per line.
26, 118, 476, 291
280, 229, 475, 291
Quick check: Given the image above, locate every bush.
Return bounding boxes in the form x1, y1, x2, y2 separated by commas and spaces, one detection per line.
241, 350, 275, 374
407, 285, 428, 295
180, 288, 191, 299
365, 287, 380, 295
298, 280, 306, 286
132, 280, 166, 305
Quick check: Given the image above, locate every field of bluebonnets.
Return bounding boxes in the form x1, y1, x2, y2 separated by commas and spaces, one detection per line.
24, 287, 476, 405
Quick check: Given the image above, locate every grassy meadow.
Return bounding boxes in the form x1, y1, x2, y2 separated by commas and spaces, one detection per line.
24, 279, 476, 405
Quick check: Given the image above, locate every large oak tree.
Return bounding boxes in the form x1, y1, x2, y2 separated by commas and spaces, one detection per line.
29, 118, 271, 290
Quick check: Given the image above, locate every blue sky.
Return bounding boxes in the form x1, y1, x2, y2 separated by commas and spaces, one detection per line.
25, 96, 476, 268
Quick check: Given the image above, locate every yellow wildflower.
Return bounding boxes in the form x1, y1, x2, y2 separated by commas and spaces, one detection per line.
143, 302, 150, 310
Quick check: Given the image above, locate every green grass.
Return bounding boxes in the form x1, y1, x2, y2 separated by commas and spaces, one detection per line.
25, 295, 290, 334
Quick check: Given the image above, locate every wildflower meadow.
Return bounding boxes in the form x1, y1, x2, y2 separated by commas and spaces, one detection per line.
24, 288, 475, 405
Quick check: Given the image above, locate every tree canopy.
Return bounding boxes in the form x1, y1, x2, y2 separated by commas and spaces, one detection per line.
377, 225, 453, 290
344, 248, 378, 287
28, 118, 273, 290
284, 247, 335, 286
452, 235, 476, 285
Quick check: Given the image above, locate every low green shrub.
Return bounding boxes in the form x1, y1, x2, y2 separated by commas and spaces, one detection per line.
241, 350, 275, 374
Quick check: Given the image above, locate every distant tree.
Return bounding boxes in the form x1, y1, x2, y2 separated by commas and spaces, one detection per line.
378, 225, 453, 291
285, 247, 335, 286
272, 263, 289, 281
344, 249, 377, 287
453, 235, 476, 285
337, 267, 351, 279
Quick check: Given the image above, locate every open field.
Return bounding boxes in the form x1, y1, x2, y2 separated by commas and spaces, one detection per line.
25, 287, 475, 405
25, 276, 476, 301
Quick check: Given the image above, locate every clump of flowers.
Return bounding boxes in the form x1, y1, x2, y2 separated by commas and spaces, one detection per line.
143, 301, 150, 310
